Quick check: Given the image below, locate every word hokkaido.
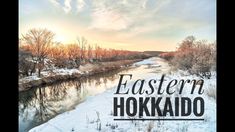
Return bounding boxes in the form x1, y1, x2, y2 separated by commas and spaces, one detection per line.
113, 97, 204, 117
113, 74, 205, 117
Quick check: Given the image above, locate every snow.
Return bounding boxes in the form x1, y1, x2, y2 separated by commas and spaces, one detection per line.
133, 57, 158, 65
29, 57, 216, 132
19, 75, 41, 84
79, 63, 95, 73
19, 68, 83, 84
19, 57, 83, 84
48, 68, 83, 76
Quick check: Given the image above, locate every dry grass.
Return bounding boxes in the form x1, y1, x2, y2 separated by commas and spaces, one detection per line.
146, 121, 154, 132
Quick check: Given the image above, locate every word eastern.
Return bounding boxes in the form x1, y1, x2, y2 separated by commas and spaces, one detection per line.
113, 74, 205, 117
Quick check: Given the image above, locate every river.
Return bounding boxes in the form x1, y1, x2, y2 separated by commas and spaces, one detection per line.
19, 57, 170, 132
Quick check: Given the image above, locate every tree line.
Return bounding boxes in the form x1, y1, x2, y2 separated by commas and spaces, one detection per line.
19, 28, 149, 77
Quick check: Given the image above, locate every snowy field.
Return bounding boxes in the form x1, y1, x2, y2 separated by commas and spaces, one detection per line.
29, 57, 216, 132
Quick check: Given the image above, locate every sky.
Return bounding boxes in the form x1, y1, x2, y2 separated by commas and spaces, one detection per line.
19, 0, 216, 51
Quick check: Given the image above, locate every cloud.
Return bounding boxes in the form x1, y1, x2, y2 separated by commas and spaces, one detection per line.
89, 8, 130, 31
49, 0, 60, 7
46, 0, 215, 41
63, 0, 72, 13
88, 0, 149, 31
49, 0, 85, 13
77, 0, 86, 13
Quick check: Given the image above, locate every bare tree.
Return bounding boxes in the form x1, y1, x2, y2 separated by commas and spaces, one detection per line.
66, 44, 81, 67
48, 44, 67, 68
178, 36, 195, 52
77, 36, 87, 62
22, 28, 55, 77
94, 44, 102, 61
170, 36, 216, 78
87, 44, 93, 62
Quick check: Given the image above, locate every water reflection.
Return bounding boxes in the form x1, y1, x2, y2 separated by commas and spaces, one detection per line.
19, 67, 132, 132
19, 59, 161, 132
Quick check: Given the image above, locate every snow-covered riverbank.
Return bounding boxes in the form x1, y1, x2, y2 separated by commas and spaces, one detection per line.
29, 57, 216, 132
19, 59, 141, 92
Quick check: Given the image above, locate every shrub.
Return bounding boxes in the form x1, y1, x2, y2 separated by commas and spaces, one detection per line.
19, 49, 36, 77
167, 36, 216, 78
